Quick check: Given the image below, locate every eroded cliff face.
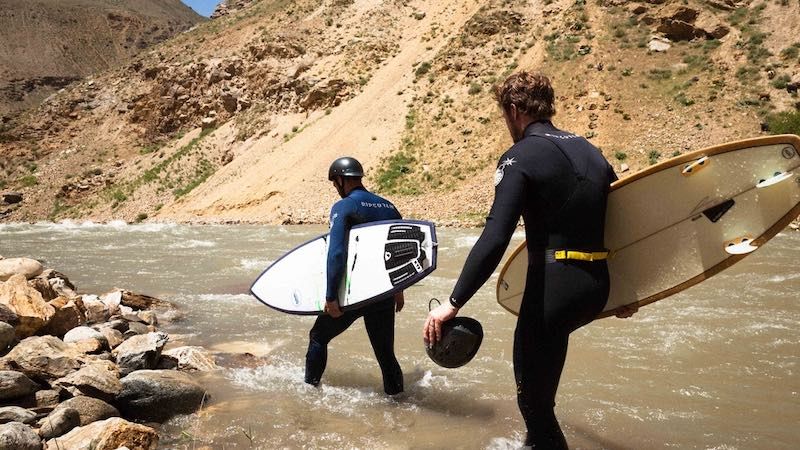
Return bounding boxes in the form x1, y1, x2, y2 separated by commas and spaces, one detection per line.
1, 0, 798, 225
0, 0, 203, 120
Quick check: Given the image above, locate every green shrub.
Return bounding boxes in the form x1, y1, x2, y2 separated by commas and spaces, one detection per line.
765, 110, 800, 135
614, 151, 627, 161
375, 152, 417, 194
135, 213, 148, 223
771, 74, 791, 89
415, 62, 432, 77
19, 175, 38, 187
648, 150, 661, 165
468, 82, 482, 95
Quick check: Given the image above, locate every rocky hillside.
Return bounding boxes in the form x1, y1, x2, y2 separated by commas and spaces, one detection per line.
0, 0, 203, 120
0, 0, 798, 225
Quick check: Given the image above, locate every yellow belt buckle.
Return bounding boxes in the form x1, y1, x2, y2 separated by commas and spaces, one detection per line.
554, 250, 567, 260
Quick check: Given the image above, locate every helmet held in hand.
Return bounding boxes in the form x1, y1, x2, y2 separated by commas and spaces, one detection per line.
425, 316, 483, 369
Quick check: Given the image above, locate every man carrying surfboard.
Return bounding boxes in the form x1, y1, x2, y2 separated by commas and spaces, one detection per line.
304, 156, 405, 395
423, 71, 631, 448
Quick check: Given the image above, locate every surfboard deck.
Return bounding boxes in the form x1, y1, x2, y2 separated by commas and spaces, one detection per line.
251, 219, 437, 315
497, 135, 800, 319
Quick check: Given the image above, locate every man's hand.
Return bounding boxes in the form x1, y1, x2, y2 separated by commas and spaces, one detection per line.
325, 298, 343, 318
394, 291, 405, 313
423, 302, 459, 345
615, 304, 638, 318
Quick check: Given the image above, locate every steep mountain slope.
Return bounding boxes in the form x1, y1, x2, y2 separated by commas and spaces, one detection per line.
0, 0, 203, 120
1, 0, 798, 225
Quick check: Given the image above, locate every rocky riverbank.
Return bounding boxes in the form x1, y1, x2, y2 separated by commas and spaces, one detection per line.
0, 256, 218, 450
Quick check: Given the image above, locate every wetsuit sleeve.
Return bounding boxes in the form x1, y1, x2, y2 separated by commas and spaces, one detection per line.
607, 161, 619, 183
326, 199, 355, 300
450, 154, 527, 306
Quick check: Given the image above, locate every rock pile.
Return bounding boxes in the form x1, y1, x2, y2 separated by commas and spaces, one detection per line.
0, 257, 217, 450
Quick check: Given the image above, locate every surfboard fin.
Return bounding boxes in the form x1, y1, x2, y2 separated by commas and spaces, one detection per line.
724, 236, 758, 255
682, 156, 710, 176
756, 171, 792, 188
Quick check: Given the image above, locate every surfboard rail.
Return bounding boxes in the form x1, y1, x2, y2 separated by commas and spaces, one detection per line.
496, 134, 800, 320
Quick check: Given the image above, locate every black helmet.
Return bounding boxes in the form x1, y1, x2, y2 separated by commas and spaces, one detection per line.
426, 317, 484, 369
328, 157, 364, 180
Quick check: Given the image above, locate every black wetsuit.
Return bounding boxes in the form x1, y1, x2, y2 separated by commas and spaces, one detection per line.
450, 121, 617, 448
305, 187, 404, 395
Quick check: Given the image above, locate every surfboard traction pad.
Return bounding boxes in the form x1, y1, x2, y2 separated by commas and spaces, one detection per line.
497, 134, 800, 320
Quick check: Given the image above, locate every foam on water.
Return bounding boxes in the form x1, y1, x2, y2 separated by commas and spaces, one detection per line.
239, 257, 273, 271
168, 239, 216, 249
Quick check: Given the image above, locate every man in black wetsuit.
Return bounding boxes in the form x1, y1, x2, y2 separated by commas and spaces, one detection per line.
423, 71, 633, 448
305, 157, 405, 395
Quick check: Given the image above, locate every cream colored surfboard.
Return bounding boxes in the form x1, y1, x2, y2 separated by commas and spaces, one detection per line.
497, 135, 800, 319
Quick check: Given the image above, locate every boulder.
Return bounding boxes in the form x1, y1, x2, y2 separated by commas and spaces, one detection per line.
81, 296, 109, 324
37, 407, 80, 440
119, 291, 169, 311
0, 422, 41, 450
0, 304, 18, 325
124, 322, 149, 336
0, 274, 55, 338
39, 300, 86, 337
160, 346, 218, 372
0, 405, 37, 424
0, 336, 84, 382
63, 326, 105, 344
0, 258, 43, 281
111, 332, 168, 375
137, 311, 157, 326
0, 322, 14, 351
53, 396, 118, 426
53, 360, 121, 402
99, 291, 121, 316
0, 193, 23, 205
116, 370, 207, 422
27, 278, 58, 302
0, 370, 38, 400
35, 390, 62, 410
96, 327, 124, 349
44, 417, 157, 450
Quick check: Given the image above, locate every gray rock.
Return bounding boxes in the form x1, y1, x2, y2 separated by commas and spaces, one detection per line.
63, 326, 106, 345
0, 323, 14, 351
116, 370, 207, 422
0, 422, 41, 450
0, 370, 38, 400
54, 396, 119, 426
81, 296, 109, 324
96, 327, 123, 349
37, 407, 80, 440
0, 406, 37, 424
35, 390, 62, 410
111, 332, 168, 375
53, 361, 121, 402
124, 322, 149, 336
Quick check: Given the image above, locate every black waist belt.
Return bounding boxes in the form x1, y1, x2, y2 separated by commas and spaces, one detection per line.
545, 249, 609, 263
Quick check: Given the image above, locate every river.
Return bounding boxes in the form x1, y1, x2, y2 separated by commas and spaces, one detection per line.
1, 221, 798, 449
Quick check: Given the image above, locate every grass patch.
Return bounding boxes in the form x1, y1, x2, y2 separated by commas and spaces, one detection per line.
173, 159, 215, 198
374, 151, 418, 194
764, 110, 800, 135
468, 82, 482, 95
414, 62, 432, 78
647, 69, 672, 80
19, 175, 38, 187
648, 150, 661, 165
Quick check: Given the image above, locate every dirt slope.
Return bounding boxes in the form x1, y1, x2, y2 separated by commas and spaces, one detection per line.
1, 0, 798, 225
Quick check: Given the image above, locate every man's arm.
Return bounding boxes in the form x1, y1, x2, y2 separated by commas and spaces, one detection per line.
325, 199, 354, 317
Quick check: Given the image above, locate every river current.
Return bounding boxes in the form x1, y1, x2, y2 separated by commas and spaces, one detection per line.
1, 221, 798, 449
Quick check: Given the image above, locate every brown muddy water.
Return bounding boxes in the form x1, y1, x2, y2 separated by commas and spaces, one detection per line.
1, 221, 799, 449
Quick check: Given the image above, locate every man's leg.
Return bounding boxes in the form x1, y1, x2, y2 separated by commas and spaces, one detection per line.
363, 300, 403, 395
305, 310, 359, 386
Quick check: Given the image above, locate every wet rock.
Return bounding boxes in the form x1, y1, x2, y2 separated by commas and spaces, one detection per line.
40, 300, 86, 337
37, 407, 80, 440
44, 417, 157, 450
0, 406, 37, 424
53, 396, 119, 426
0, 370, 38, 400
137, 311, 157, 326
111, 332, 168, 375
0, 336, 84, 381
0, 422, 41, 450
116, 370, 207, 422
0, 259, 43, 281
0, 274, 55, 338
0, 323, 13, 351
160, 346, 218, 372
213, 352, 269, 369
124, 322, 149, 336
53, 361, 121, 402
120, 291, 170, 311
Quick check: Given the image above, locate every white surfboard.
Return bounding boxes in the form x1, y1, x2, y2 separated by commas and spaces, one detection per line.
497, 135, 800, 318
251, 220, 437, 315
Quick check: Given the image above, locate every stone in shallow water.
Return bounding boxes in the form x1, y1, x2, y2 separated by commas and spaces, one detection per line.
45, 417, 158, 450
116, 369, 207, 422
